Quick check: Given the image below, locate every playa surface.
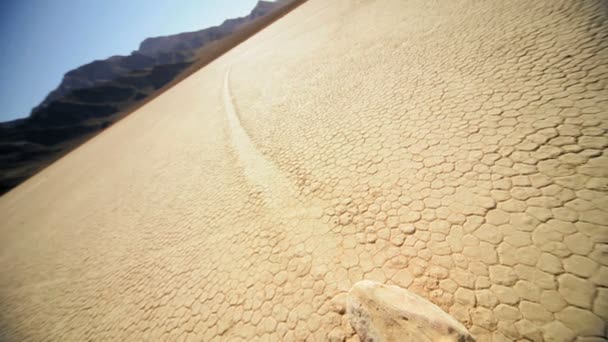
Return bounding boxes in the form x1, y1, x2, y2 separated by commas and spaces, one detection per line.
1, 0, 607, 340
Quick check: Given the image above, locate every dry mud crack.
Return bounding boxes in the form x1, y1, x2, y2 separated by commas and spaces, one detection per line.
1, 0, 608, 341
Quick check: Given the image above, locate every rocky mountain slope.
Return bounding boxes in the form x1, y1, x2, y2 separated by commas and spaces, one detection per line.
37, 1, 280, 109
0, 0, 298, 194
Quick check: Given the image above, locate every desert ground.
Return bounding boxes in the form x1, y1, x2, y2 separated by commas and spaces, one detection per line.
1, 0, 607, 340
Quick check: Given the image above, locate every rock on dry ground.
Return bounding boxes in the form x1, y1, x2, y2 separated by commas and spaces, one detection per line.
347, 280, 474, 341
0, 0, 607, 341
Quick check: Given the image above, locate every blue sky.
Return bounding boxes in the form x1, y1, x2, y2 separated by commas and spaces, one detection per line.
0, 0, 262, 122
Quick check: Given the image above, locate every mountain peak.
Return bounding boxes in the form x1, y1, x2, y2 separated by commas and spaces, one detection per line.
138, 1, 281, 57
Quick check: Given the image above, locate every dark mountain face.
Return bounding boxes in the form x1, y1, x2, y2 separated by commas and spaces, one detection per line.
0, 0, 302, 195
36, 1, 279, 110
138, 1, 277, 56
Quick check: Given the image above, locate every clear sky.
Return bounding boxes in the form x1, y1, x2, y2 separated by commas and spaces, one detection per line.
0, 0, 262, 122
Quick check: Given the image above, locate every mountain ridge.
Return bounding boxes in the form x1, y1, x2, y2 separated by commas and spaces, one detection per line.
34, 0, 280, 113
0, 0, 304, 195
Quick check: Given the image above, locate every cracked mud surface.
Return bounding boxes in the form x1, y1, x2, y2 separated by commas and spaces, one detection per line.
1, 0, 607, 341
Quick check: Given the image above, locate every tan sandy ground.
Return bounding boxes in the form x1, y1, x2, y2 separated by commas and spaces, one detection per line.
1, 0, 607, 341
